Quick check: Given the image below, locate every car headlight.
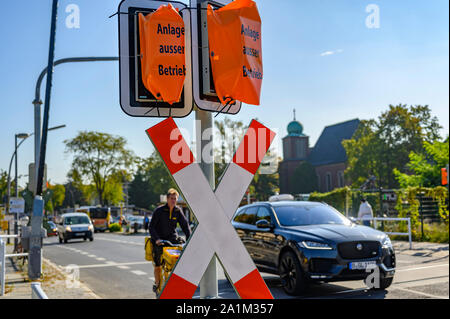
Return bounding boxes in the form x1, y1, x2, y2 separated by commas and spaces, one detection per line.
382, 236, 392, 248
300, 241, 333, 250
88, 225, 94, 231
65, 226, 72, 232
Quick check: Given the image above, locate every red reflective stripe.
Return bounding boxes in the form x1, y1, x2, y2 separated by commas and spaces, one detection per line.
232, 120, 276, 175
234, 269, 273, 299
159, 273, 198, 299
146, 118, 195, 175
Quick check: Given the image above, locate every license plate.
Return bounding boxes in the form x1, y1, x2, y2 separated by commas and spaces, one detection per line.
75, 233, 85, 237
349, 261, 377, 270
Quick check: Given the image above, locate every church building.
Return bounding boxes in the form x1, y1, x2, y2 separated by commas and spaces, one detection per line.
279, 111, 360, 194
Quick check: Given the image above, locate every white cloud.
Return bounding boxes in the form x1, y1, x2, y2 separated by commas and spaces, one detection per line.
320, 49, 344, 57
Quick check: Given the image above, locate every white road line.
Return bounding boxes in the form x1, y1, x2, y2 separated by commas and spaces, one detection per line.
117, 265, 130, 269
130, 270, 147, 276
397, 263, 449, 272
74, 261, 149, 269
393, 286, 448, 299
96, 257, 106, 261
87, 255, 97, 258
95, 237, 143, 246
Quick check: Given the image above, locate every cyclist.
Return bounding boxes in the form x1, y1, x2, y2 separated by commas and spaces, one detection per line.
149, 188, 191, 293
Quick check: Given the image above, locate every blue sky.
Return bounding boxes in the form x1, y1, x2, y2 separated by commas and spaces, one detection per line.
0, 0, 448, 188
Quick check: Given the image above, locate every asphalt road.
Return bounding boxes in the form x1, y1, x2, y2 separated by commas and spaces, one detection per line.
42, 232, 449, 299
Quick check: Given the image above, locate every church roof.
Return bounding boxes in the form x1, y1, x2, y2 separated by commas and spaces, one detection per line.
308, 119, 360, 166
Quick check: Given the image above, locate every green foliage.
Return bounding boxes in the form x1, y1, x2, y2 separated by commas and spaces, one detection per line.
64, 131, 135, 206
394, 139, 449, 188
109, 223, 122, 232
309, 187, 352, 213
129, 152, 177, 211
398, 186, 449, 224
343, 104, 443, 189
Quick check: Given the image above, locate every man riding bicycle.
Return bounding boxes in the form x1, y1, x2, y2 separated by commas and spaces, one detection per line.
149, 188, 191, 293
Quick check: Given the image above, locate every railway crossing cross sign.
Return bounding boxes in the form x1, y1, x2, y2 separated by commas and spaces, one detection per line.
146, 118, 275, 299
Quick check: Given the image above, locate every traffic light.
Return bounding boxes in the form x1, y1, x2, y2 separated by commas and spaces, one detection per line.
442, 167, 448, 186
118, 0, 193, 118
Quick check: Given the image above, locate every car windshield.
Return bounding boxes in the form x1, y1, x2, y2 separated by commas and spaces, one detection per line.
65, 216, 90, 225
274, 204, 351, 226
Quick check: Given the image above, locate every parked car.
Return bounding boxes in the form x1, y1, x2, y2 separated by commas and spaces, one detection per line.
128, 216, 144, 233
232, 201, 396, 295
44, 220, 58, 237
56, 213, 94, 243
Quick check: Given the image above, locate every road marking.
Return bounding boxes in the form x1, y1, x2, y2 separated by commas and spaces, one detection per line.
397, 263, 449, 272
88, 254, 97, 258
96, 257, 106, 261
75, 261, 149, 269
95, 237, 142, 246
117, 265, 130, 269
131, 270, 147, 276
393, 286, 448, 299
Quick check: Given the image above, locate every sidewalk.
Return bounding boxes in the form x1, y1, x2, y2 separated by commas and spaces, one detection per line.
1, 244, 99, 299
392, 240, 449, 259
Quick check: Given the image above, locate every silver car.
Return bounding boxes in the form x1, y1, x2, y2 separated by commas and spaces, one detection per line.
57, 213, 94, 243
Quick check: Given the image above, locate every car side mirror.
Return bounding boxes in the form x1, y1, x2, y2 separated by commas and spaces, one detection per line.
256, 219, 273, 229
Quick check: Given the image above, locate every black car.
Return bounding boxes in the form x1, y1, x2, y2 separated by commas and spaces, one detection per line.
232, 201, 396, 295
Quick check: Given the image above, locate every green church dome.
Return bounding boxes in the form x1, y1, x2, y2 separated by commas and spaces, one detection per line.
287, 120, 304, 136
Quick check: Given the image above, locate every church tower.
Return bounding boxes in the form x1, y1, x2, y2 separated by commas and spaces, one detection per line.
279, 110, 310, 194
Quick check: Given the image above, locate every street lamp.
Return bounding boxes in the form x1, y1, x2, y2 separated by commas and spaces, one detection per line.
5, 125, 66, 250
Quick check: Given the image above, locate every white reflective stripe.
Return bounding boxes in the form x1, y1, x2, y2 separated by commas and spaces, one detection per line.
174, 164, 256, 283
173, 165, 253, 284
215, 162, 254, 220
173, 224, 213, 285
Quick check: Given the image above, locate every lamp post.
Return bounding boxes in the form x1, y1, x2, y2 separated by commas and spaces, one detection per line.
6, 125, 66, 251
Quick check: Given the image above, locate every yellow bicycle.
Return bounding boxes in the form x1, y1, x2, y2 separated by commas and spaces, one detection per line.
145, 237, 183, 296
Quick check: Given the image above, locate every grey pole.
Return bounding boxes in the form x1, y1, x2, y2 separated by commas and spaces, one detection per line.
29, 0, 59, 281
196, 108, 218, 299
14, 135, 18, 251
32, 57, 119, 195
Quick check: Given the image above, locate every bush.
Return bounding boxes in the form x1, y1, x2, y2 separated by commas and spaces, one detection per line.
109, 223, 122, 232
389, 222, 449, 243
309, 187, 350, 213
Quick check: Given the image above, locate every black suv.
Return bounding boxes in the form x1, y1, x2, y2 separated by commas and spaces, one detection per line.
232, 201, 396, 295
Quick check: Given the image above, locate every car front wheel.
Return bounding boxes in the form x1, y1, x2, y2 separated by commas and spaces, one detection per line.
279, 250, 307, 295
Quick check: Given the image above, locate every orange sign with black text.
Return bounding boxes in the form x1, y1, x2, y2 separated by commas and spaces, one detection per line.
207, 0, 262, 106
139, 4, 186, 105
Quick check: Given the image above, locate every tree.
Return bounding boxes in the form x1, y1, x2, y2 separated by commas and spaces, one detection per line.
64, 132, 135, 206
343, 104, 442, 189
0, 170, 16, 205
43, 183, 65, 214
129, 152, 176, 211
394, 138, 449, 188
214, 117, 279, 200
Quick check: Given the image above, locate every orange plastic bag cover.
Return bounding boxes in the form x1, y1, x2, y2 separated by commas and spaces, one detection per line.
139, 4, 186, 105
207, 0, 262, 106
